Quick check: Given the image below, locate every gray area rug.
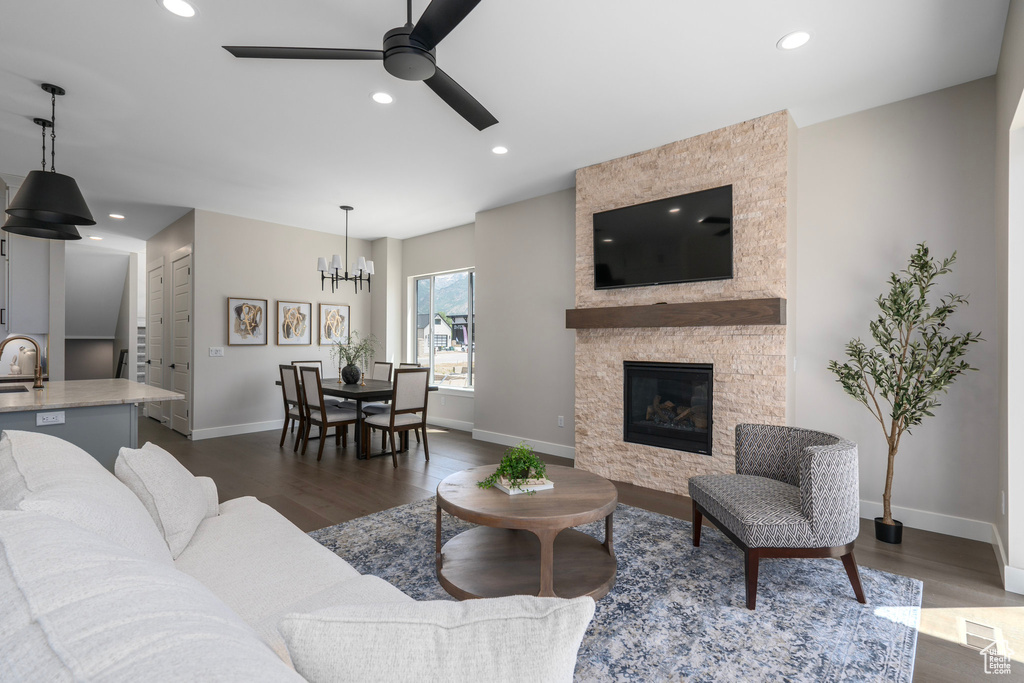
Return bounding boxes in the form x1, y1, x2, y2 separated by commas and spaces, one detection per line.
310, 498, 921, 682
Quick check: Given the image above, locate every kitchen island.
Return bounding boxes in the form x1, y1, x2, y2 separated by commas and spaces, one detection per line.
0, 379, 183, 470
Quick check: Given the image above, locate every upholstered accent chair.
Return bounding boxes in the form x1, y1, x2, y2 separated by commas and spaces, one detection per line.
688, 424, 865, 610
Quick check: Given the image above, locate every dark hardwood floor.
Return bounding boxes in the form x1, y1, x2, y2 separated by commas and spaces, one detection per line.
142, 418, 1024, 682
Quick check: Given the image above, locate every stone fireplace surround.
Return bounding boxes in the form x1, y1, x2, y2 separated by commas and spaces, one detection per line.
571, 111, 792, 497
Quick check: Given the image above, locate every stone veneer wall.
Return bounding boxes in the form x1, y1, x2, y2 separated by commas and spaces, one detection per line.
574, 111, 791, 496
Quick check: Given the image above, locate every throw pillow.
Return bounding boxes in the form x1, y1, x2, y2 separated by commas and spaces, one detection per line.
116, 442, 209, 559
0, 430, 172, 564
0, 510, 303, 682
280, 594, 595, 683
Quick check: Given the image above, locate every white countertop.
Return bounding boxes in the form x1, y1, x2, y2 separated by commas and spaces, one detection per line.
0, 379, 183, 413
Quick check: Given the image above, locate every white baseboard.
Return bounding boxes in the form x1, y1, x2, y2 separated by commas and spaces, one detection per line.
992, 526, 1024, 596
859, 499, 996, 544
1005, 565, 1024, 596
191, 420, 278, 441
472, 429, 575, 460
427, 416, 474, 432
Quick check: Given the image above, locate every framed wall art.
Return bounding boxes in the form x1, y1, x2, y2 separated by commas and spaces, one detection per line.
227, 297, 268, 346
319, 303, 350, 345
277, 300, 312, 345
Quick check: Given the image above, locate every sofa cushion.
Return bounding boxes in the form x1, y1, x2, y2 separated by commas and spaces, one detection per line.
280, 595, 596, 683
0, 510, 304, 682
257, 575, 414, 664
688, 473, 815, 548
174, 496, 362, 654
115, 442, 208, 559
0, 430, 171, 564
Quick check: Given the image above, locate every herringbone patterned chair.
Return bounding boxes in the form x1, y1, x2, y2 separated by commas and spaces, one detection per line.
688, 424, 866, 610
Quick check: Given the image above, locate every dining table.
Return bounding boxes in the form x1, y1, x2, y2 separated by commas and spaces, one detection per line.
277, 377, 437, 459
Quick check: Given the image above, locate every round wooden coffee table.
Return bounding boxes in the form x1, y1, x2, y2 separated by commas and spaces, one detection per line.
435, 464, 618, 600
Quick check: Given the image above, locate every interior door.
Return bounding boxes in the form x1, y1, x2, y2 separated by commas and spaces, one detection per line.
145, 263, 164, 422
170, 253, 191, 435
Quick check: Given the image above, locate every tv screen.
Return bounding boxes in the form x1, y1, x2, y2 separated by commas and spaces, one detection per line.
592, 185, 733, 289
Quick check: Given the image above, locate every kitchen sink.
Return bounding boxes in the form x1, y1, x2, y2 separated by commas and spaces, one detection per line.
0, 385, 29, 393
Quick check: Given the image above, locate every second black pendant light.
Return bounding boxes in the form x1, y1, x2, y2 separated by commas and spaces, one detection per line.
3, 83, 93, 240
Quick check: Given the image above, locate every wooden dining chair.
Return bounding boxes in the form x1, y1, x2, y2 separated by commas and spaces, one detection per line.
278, 364, 304, 448
361, 362, 394, 415
397, 362, 423, 443
299, 366, 359, 461
362, 367, 430, 468
293, 360, 349, 408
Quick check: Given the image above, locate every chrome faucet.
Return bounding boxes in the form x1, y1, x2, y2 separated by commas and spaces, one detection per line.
0, 336, 44, 389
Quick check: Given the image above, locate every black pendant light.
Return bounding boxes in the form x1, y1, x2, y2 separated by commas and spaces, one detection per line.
4, 84, 95, 235
1, 216, 81, 240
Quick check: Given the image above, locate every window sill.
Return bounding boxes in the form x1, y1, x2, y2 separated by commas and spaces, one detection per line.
433, 386, 474, 397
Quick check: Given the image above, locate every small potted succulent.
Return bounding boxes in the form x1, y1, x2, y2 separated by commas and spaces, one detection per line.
478, 442, 551, 495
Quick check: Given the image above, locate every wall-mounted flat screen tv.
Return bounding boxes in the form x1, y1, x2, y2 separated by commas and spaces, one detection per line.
592, 185, 733, 289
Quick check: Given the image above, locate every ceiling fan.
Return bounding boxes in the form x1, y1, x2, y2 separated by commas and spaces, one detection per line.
223, 0, 497, 131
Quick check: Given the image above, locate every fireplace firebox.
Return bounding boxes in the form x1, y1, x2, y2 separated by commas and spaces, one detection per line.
623, 361, 713, 455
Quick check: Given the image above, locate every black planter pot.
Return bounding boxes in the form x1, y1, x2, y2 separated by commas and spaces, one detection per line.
874, 517, 903, 544
341, 364, 361, 385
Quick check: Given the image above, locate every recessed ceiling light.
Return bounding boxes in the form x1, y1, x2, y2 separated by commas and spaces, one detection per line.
492, 146, 508, 155
669, 208, 681, 213
371, 92, 394, 104
109, 213, 125, 220
602, 238, 613, 243
159, 0, 196, 18
777, 31, 810, 50
88, 235, 103, 241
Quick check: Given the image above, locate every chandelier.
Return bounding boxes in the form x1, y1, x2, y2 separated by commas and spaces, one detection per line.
317, 206, 373, 293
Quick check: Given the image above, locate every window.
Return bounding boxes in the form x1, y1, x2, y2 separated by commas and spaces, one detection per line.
414, 270, 474, 388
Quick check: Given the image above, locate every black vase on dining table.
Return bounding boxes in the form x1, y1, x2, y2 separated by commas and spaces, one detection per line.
341, 364, 361, 385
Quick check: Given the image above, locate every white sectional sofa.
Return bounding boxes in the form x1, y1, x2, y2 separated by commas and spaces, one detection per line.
0, 430, 594, 682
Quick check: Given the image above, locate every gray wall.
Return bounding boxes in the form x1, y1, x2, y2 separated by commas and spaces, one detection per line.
64, 245, 129, 338
191, 210, 372, 438
796, 77, 1000, 539
65, 339, 115, 380
474, 189, 576, 457
112, 253, 138, 378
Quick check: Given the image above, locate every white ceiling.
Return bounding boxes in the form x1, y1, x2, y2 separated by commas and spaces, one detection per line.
0, 0, 1009, 242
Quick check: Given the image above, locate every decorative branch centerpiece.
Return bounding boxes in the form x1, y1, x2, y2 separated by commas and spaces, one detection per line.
329, 331, 379, 385
828, 243, 982, 544
478, 443, 553, 495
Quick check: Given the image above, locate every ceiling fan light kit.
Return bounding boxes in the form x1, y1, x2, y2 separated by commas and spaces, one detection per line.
223, 0, 497, 130
318, 206, 374, 294
4, 84, 94, 241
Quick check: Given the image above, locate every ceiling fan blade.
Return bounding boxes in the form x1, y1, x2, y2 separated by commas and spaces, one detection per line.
424, 66, 497, 131
409, 0, 482, 50
223, 46, 384, 60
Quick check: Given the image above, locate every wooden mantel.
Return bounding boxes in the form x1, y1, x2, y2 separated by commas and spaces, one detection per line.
565, 298, 786, 329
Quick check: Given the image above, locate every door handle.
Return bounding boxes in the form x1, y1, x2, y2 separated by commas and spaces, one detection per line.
170, 363, 176, 369
146, 360, 151, 365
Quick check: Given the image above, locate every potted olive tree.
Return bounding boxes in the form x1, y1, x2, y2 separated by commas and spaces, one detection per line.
828, 243, 982, 544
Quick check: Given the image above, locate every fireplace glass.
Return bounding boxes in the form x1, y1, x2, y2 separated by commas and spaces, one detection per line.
623, 361, 713, 455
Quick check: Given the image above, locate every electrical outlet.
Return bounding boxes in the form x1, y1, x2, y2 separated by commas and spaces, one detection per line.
209, 347, 224, 357
558, 415, 564, 428
1003, 491, 1007, 516
440, 395, 446, 406
36, 411, 65, 426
